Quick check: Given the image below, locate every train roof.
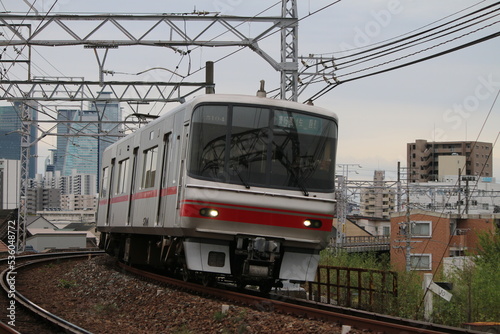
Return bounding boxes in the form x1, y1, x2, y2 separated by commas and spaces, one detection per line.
183, 94, 338, 121
110, 94, 338, 148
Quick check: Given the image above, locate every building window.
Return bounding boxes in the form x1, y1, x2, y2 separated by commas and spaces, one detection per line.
141, 146, 158, 189
410, 254, 432, 270
411, 221, 431, 237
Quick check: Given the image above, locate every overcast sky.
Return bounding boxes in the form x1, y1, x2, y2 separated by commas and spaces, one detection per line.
1, 0, 499, 182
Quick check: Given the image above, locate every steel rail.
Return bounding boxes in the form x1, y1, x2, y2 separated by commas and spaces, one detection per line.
0, 251, 104, 334
119, 261, 483, 334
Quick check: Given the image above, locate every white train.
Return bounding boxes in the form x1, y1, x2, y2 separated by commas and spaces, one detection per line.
97, 93, 338, 291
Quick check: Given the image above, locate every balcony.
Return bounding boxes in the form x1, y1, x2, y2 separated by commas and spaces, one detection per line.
450, 229, 470, 248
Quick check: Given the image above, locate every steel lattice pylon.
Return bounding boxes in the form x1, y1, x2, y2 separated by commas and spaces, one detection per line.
281, 0, 299, 101
16, 103, 31, 253
0, 1, 305, 252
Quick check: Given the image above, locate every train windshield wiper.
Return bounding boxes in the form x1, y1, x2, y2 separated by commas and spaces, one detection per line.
231, 163, 250, 189
292, 170, 309, 197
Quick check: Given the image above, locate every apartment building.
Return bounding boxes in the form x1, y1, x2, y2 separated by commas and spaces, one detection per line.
360, 170, 395, 219
390, 210, 499, 273
407, 140, 493, 183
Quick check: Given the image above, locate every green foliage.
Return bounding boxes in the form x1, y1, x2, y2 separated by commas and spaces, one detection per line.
386, 270, 424, 319
57, 278, 77, 289
213, 310, 228, 322
93, 302, 118, 315
320, 240, 500, 326
318, 249, 399, 313
432, 229, 500, 326
474, 229, 500, 265
320, 249, 390, 270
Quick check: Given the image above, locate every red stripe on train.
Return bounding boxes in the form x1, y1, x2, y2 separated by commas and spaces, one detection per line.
110, 194, 129, 204
183, 199, 333, 219
98, 186, 177, 206
180, 202, 333, 231
161, 186, 178, 196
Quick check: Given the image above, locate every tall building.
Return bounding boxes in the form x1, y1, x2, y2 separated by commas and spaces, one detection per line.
0, 102, 38, 178
54, 109, 78, 173
54, 94, 121, 191
90, 92, 122, 167
44, 149, 57, 173
26, 187, 61, 213
407, 140, 493, 183
0, 159, 20, 210
61, 110, 99, 177
360, 170, 395, 219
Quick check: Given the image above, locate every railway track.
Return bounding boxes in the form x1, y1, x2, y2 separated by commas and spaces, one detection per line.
0, 252, 485, 334
0, 251, 104, 334
119, 262, 484, 334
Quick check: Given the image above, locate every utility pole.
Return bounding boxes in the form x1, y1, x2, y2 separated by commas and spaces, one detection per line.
335, 175, 346, 246
458, 168, 462, 216
397, 162, 402, 212
405, 184, 413, 272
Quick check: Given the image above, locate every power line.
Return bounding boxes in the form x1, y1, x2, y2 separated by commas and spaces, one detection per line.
306, 30, 500, 102
327, 2, 499, 63
334, 7, 500, 71
319, 0, 489, 56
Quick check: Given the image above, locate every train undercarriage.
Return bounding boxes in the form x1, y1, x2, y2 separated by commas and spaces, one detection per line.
99, 232, 291, 293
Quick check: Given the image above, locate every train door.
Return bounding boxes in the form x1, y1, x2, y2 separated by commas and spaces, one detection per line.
175, 122, 189, 227
156, 133, 171, 226
127, 147, 139, 226
105, 158, 116, 225
98, 165, 110, 225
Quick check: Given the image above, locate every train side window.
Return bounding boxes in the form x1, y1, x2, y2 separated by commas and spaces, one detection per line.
141, 146, 158, 189
100, 167, 109, 198
116, 158, 130, 194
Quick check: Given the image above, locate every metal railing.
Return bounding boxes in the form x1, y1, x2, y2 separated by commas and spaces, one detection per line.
331, 236, 391, 252
306, 265, 398, 313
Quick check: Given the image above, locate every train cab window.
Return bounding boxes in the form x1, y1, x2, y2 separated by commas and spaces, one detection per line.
189, 105, 228, 180
116, 158, 130, 194
141, 146, 158, 189
189, 103, 337, 193
100, 167, 109, 198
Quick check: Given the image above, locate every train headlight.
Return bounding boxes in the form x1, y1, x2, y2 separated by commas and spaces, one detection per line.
303, 219, 322, 228
200, 208, 219, 218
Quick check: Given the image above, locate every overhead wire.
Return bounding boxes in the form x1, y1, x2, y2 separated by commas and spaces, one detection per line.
332, 7, 500, 71
317, 0, 489, 56
409, 88, 499, 317
301, 2, 500, 102
1, 1, 131, 162
306, 30, 500, 102
321, 1, 499, 64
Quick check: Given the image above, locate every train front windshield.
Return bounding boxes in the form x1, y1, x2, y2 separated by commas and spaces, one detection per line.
189, 104, 337, 193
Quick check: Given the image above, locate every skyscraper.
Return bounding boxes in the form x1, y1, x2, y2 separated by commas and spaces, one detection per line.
90, 92, 122, 173
54, 94, 121, 191
61, 110, 99, 177
0, 101, 38, 178
54, 109, 78, 174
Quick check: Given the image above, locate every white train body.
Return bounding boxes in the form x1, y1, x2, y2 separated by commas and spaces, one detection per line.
97, 94, 338, 288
